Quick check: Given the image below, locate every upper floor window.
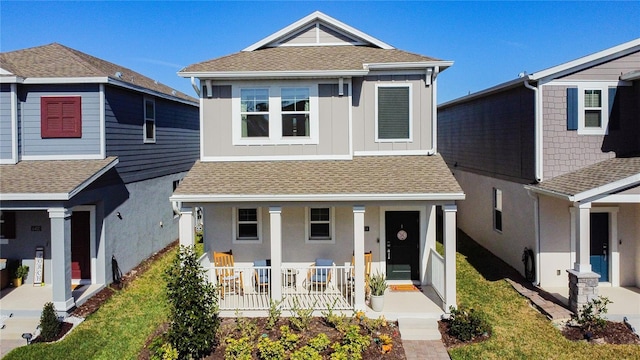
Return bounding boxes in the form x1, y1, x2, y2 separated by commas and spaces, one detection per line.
493, 188, 503, 232
233, 84, 319, 145
566, 84, 615, 135
41, 96, 82, 138
376, 84, 412, 142
305, 207, 335, 243
144, 98, 156, 143
233, 207, 262, 243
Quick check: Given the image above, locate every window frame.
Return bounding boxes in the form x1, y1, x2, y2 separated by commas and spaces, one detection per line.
577, 84, 609, 135
305, 207, 335, 244
375, 83, 413, 142
493, 188, 503, 233
143, 97, 156, 143
232, 207, 262, 244
232, 82, 319, 145
41, 96, 82, 138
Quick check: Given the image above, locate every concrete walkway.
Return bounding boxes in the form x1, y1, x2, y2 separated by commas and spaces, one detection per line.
398, 317, 450, 359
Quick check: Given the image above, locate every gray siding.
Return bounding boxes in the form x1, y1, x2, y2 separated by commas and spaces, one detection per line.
561, 51, 640, 81
0, 85, 13, 160
438, 86, 536, 182
105, 86, 199, 183
280, 23, 355, 46
19, 84, 102, 157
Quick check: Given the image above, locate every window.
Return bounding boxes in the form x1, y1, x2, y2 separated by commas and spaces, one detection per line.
281, 88, 310, 137
41, 96, 82, 138
144, 98, 156, 143
233, 208, 262, 243
376, 84, 412, 141
233, 84, 318, 145
241, 89, 269, 137
306, 207, 334, 243
0, 211, 16, 240
566, 84, 615, 135
493, 188, 503, 232
583, 89, 602, 128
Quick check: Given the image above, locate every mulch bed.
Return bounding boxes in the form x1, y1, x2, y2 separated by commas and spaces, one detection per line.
438, 320, 490, 349
561, 321, 640, 345
30, 322, 74, 343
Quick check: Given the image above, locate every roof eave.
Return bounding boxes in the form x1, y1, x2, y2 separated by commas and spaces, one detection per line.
365, 61, 453, 71
107, 78, 198, 105
439, 77, 530, 108
178, 70, 370, 80
19, 76, 109, 84
171, 193, 465, 203
524, 172, 640, 203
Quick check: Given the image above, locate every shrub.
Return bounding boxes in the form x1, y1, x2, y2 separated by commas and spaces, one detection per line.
38, 302, 60, 342
448, 305, 491, 341
257, 336, 285, 360
234, 310, 259, 339
330, 324, 370, 360
224, 336, 252, 360
576, 296, 612, 332
291, 346, 323, 360
266, 299, 283, 330
322, 299, 349, 331
164, 245, 220, 359
289, 297, 314, 331
279, 325, 300, 351
308, 332, 331, 352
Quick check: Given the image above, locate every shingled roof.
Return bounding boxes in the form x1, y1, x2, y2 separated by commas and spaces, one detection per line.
171, 155, 464, 202
527, 157, 640, 201
0, 157, 118, 201
0, 43, 195, 102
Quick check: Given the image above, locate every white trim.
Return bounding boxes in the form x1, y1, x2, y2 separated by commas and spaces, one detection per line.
107, 78, 197, 106
348, 80, 353, 156
543, 80, 631, 87
11, 83, 18, 163
99, 84, 106, 158
375, 83, 413, 142
573, 83, 616, 135
379, 206, 428, 282
493, 188, 503, 233
593, 194, 640, 203
242, 11, 394, 52
354, 150, 433, 156
22, 77, 108, 84
200, 154, 352, 162
143, 97, 156, 143
526, 175, 640, 203
179, 70, 368, 80
21, 154, 104, 161
232, 207, 263, 244
0, 76, 22, 83
304, 206, 335, 244
365, 61, 453, 71
68, 157, 119, 199
171, 192, 466, 203
0, 67, 14, 75
199, 96, 205, 161
71, 205, 97, 284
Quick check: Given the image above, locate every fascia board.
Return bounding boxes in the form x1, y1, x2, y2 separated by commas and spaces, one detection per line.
67, 158, 119, 199
22, 77, 109, 84
621, 70, 640, 81
523, 184, 573, 201
438, 77, 528, 108
0, 193, 70, 201
243, 11, 394, 52
107, 79, 198, 106
178, 70, 369, 79
0, 76, 23, 84
171, 193, 466, 203
365, 61, 454, 71
573, 174, 640, 203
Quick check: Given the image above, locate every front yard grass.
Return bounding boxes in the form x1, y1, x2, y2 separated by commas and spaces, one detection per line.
4, 246, 175, 360
450, 231, 640, 360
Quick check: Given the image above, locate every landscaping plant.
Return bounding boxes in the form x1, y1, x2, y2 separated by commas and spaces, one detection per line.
266, 298, 284, 330
164, 245, 220, 359
288, 297, 315, 331
448, 305, 491, 341
368, 272, 388, 296
38, 302, 60, 342
576, 296, 612, 333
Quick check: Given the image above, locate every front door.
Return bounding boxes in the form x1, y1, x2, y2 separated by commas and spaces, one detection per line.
71, 211, 91, 281
385, 211, 420, 280
590, 212, 609, 282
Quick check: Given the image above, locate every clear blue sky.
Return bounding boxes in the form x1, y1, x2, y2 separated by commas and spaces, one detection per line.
1, 1, 638, 103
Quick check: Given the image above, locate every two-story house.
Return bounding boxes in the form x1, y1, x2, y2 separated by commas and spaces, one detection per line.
438, 39, 640, 312
0, 43, 199, 314
172, 12, 464, 314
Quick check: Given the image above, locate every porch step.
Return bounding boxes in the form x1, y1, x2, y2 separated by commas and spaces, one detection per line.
397, 317, 441, 341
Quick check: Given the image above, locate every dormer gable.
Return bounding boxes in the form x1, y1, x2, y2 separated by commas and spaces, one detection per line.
243, 11, 393, 51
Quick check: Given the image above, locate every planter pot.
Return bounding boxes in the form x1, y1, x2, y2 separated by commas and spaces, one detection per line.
370, 294, 384, 312
12, 278, 22, 287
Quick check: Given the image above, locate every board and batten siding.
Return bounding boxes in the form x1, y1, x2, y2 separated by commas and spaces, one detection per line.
0, 85, 14, 161
352, 74, 432, 153
438, 85, 536, 183
18, 84, 101, 157
104, 86, 199, 184
201, 83, 350, 158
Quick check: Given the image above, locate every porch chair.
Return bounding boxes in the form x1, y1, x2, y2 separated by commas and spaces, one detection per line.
306, 258, 333, 293
213, 250, 243, 299
348, 251, 373, 297
253, 259, 270, 294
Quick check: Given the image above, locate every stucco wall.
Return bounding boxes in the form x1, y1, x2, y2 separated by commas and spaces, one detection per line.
538, 195, 573, 287
453, 169, 536, 278
614, 203, 639, 287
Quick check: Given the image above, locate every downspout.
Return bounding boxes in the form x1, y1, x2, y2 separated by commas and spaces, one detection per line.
190, 77, 201, 97
527, 190, 541, 285
523, 79, 542, 182
428, 66, 440, 155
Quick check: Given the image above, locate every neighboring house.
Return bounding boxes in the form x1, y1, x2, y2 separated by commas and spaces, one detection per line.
171, 11, 464, 313
438, 39, 640, 312
0, 43, 199, 314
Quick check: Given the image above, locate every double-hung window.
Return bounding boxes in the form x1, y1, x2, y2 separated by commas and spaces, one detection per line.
233, 84, 318, 145
306, 207, 334, 243
144, 97, 156, 143
493, 188, 503, 232
233, 208, 262, 243
376, 84, 412, 142
567, 83, 616, 135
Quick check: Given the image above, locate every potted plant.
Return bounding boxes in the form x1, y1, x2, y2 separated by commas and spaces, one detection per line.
13, 264, 29, 287
368, 272, 387, 312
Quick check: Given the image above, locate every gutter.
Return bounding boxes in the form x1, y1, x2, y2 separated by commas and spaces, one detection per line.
428, 66, 440, 155
190, 77, 201, 97
523, 79, 543, 182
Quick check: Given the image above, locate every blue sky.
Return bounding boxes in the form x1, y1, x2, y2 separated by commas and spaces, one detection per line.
1, 1, 638, 103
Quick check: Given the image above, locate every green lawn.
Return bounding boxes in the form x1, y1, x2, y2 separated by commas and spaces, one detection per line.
449, 232, 640, 360
4, 246, 175, 360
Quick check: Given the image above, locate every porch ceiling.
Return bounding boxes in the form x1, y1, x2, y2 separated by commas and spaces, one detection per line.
172, 155, 464, 202
0, 157, 118, 201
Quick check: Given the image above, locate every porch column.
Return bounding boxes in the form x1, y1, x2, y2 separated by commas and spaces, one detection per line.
48, 208, 74, 314
269, 207, 283, 302
353, 206, 366, 310
574, 202, 591, 272
443, 204, 457, 311
179, 207, 195, 247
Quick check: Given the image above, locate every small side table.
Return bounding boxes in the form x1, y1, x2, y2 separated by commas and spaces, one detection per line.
282, 269, 298, 290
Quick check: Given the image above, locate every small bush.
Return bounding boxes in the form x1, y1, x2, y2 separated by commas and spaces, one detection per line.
289, 297, 314, 331
266, 299, 283, 330
291, 345, 323, 360
279, 325, 300, 351
257, 336, 285, 360
448, 305, 491, 341
307, 333, 331, 352
576, 296, 612, 332
38, 302, 60, 342
224, 336, 252, 360
323, 299, 349, 331
330, 324, 370, 360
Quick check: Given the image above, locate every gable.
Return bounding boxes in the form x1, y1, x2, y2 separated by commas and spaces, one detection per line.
274, 22, 368, 47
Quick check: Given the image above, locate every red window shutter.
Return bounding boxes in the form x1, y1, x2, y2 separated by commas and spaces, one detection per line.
41, 97, 82, 138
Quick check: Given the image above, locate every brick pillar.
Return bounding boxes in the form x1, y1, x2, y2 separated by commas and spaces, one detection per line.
567, 269, 600, 313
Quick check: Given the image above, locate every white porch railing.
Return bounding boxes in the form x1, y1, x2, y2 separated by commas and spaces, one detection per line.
211, 264, 354, 311
430, 248, 445, 301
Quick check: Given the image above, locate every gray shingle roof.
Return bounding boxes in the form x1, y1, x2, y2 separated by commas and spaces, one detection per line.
0, 157, 118, 199
180, 46, 440, 73
173, 155, 463, 200
0, 43, 196, 102
532, 157, 640, 197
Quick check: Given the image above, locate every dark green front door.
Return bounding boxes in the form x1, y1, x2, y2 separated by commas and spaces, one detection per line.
385, 211, 420, 280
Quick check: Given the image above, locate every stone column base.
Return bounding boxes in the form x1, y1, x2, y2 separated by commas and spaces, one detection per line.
567, 269, 600, 313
